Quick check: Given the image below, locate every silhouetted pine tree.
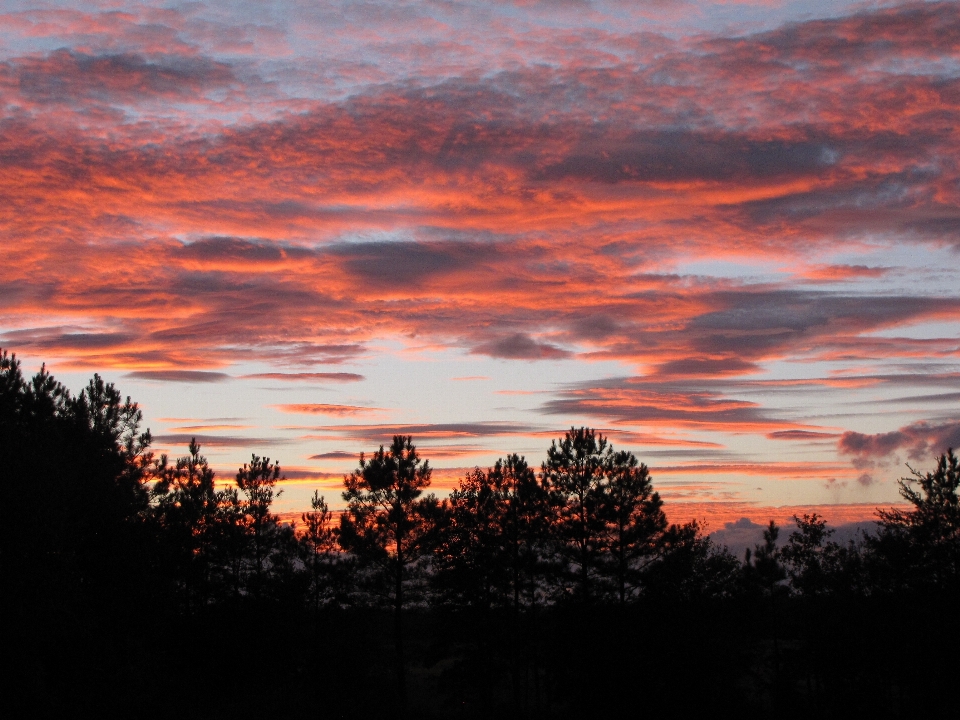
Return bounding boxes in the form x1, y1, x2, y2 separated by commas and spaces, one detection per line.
779, 513, 870, 598
541, 427, 609, 604
1, 350, 155, 714
235, 454, 284, 597
340, 435, 437, 715
433, 454, 552, 609
299, 490, 340, 613
433, 466, 507, 610
150, 438, 224, 612
597, 449, 666, 603
643, 520, 741, 602
873, 449, 960, 592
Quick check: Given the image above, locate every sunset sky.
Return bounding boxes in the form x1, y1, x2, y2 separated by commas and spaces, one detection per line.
3, 0, 959, 529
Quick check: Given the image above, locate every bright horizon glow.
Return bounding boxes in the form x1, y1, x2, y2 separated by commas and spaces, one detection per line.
3, 0, 960, 532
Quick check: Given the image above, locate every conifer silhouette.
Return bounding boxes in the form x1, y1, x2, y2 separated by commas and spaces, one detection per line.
340, 435, 436, 715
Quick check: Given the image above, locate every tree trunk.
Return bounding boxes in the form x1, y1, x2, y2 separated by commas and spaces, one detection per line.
395, 547, 407, 717
579, 491, 589, 604
581, 543, 589, 604
619, 547, 626, 605
619, 519, 627, 605
511, 541, 520, 712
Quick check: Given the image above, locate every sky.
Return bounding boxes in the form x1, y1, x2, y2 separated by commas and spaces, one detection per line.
2, 0, 960, 531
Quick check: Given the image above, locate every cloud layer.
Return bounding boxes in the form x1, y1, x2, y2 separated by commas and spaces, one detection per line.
2, 0, 959, 516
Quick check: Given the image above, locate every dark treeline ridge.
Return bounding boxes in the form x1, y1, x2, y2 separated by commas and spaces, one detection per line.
3, 351, 960, 719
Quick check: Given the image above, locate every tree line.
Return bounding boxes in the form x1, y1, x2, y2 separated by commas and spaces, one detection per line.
3, 350, 960, 719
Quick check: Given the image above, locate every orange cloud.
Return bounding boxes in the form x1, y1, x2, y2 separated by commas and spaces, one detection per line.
274, 404, 384, 416
665, 502, 892, 533
652, 461, 850, 479
4, 0, 960, 517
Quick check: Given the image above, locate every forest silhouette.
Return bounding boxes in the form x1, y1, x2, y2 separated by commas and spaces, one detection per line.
3, 349, 960, 718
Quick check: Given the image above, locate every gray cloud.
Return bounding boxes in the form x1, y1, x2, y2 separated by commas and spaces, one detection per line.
767, 430, 839, 441
125, 370, 231, 383
878, 391, 960, 404
309, 451, 358, 460
242, 372, 365, 382
655, 357, 759, 377
839, 419, 960, 463
539, 131, 837, 184
472, 333, 572, 360
326, 240, 494, 289
1, 328, 135, 351
12, 50, 236, 103
152, 433, 287, 448
175, 237, 285, 264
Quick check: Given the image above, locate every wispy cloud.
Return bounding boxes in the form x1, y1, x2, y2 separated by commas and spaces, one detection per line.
125, 370, 231, 383
242, 372, 365, 382
294, 422, 543, 444
273, 404, 384, 416
309, 451, 358, 460
152, 434, 290, 448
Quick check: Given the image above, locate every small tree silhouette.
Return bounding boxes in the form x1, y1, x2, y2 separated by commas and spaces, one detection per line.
235, 455, 284, 595
340, 435, 435, 715
643, 520, 740, 602
299, 491, 339, 613
744, 520, 786, 597
875, 449, 960, 591
780, 513, 852, 597
151, 439, 222, 611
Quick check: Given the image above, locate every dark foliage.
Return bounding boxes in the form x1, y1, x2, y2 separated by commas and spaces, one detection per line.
339, 434, 438, 713
1, 351, 155, 715
4, 350, 960, 718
